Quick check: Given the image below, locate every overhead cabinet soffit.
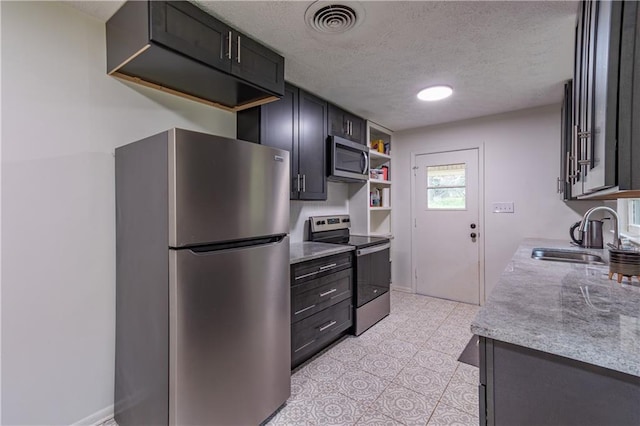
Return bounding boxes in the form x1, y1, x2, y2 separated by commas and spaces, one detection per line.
106, 1, 285, 112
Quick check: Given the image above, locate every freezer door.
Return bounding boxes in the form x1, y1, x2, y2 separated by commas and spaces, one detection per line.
169, 236, 290, 426
169, 128, 290, 247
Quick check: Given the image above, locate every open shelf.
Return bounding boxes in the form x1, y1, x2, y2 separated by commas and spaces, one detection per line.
370, 179, 392, 185
349, 120, 394, 238
369, 150, 391, 167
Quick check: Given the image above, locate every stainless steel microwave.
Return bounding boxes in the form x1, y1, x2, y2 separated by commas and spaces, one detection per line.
328, 135, 369, 182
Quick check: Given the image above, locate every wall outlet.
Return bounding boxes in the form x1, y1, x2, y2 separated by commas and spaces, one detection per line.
492, 202, 514, 213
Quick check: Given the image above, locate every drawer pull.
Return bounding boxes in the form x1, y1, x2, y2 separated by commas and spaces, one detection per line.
295, 271, 318, 280
294, 260, 349, 280
319, 320, 337, 332
294, 304, 316, 315
294, 339, 317, 353
320, 288, 337, 297
319, 263, 337, 271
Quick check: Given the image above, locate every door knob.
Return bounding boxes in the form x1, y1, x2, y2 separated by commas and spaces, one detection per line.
470, 223, 476, 229
470, 232, 477, 238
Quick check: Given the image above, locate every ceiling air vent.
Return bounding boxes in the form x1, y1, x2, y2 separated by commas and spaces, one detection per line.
305, 2, 364, 34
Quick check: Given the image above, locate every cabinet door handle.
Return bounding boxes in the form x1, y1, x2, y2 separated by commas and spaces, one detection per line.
584, 129, 592, 170
227, 31, 232, 60
319, 263, 337, 271
577, 131, 591, 166
319, 320, 337, 332
570, 125, 579, 182
319, 288, 337, 297
295, 174, 301, 192
565, 154, 571, 185
557, 177, 562, 194
237, 35, 241, 63
302, 174, 306, 192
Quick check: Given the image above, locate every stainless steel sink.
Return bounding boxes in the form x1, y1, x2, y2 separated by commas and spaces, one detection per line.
531, 248, 606, 265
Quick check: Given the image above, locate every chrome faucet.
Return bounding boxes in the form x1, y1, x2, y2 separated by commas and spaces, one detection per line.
578, 206, 621, 249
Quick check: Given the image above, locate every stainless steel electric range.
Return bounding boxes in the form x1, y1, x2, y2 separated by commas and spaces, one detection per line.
309, 215, 391, 335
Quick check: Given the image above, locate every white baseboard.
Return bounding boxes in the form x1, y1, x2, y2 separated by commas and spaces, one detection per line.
71, 404, 114, 426
391, 284, 412, 293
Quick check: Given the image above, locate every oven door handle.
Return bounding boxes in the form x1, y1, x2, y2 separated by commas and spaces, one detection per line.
356, 242, 390, 256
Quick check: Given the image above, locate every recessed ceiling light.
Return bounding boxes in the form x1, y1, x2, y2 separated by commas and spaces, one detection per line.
417, 85, 453, 102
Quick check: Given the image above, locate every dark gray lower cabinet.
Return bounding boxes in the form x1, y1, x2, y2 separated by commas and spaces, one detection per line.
479, 337, 640, 426
291, 252, 353, 368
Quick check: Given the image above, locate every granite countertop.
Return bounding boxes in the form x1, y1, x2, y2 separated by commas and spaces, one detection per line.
290, 241, 354, 264
471, 238, 640, 377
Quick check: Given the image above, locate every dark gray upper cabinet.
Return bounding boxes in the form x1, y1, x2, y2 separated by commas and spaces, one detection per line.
237, 83, 327, 201
617, 1, 640, 192
560, 80, 573, 200
570, 0, 620, 197
298, 91, 329, 200
106, 1, 284, 111
328, 104, 365, 145
569, 0, 640, 199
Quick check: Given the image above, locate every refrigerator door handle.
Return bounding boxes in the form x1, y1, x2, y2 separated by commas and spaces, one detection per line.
189, 234, 286, 254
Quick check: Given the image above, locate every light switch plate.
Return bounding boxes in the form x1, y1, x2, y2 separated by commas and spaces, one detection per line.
492, 202, 514, 213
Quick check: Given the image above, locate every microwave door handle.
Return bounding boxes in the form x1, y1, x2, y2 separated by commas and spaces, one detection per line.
362, 151, 369, 174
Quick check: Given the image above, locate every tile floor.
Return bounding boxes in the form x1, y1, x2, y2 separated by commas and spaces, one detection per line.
267, 290, 480, 426
104, 290, 480, 426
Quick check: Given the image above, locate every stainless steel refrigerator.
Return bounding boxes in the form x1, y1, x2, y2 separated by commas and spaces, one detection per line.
114, 128, 290, 426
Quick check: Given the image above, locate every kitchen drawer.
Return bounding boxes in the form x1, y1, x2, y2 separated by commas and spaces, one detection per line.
291, 298, 352, 368
292, 268, 352, 322
291, 252, 352, 284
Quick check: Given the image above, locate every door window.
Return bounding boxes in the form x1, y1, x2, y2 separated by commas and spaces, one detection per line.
426, 163, 466, 210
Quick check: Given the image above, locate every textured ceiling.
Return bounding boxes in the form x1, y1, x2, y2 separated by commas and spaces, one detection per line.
66, 1, 577, 131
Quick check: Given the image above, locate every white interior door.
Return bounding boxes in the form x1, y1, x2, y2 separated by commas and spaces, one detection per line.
413, 149, 480, 305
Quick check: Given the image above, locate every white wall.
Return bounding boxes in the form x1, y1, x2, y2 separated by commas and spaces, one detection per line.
289, 182, 350, 242
1, 2, 235, 425
392, 105, 603, 299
